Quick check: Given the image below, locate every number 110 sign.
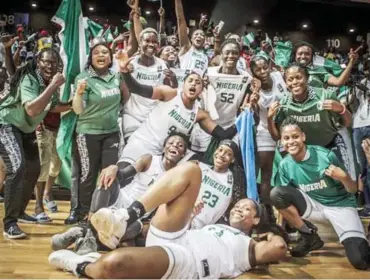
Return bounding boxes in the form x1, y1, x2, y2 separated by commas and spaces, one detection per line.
326, 38, 341, 49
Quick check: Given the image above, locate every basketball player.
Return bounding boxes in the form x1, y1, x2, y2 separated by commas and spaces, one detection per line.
49, 162, 287, 279
271, 119, 369, 270
51, 133, 188, 252
119, 69, 239, 165
175, 0, 209, 77
123, 28, 171, 140
191, 39, 254, 153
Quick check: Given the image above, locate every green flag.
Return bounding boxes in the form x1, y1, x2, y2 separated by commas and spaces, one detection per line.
52, 0, 89, 189
274, 41, 292, 68
113, 26, 119, 37
313, 55, 344, 77
243, 32, 255, 46
103, 27, 114, 43
87, 18, 104, 38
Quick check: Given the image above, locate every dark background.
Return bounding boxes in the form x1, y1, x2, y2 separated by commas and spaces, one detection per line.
1, 0, 370, 51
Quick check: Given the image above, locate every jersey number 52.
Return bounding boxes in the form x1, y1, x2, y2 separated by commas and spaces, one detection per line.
220, 92, 235, 104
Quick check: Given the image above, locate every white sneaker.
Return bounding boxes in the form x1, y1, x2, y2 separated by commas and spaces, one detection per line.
90, 208, 129, 250
48, 249, 101, 276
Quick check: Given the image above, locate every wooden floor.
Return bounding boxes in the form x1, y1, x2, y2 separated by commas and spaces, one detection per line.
0, 201, 369, 279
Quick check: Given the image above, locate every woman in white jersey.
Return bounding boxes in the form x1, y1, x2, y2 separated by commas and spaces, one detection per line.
175, 0, 209, 76
49, 162, 287, 279
191, 39, 256, 156
158, 45, 188, 89
250, 54, 287, 220
119, 65, 238, 166
123, 28, 172, 140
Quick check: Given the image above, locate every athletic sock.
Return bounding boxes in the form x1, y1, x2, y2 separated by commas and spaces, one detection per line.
298, 222, 313, 234
76, 261, 92, 278
127, 201, 146, 225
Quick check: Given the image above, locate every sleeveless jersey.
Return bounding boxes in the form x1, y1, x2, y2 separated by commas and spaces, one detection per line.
123, 56, 168, 135
179, 47, 209, 77
128, 91, 200, 153
121, 155, 165, 202
257, 71, 287, 132
190, 67, 251, 152
187, 224, 252, 278
208, 66, 251, 127
191, 162, 233, 229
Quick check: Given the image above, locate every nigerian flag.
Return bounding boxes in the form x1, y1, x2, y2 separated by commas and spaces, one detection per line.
243, 32, 255, 46
274, 41, 293, 68
52, 0, 89, 189
87, 18, 104, 38
313, 55, 344, 77
103, 27, 114, 43
113, 26, 119, 37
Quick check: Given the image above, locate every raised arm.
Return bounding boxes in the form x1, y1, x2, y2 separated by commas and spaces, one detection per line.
175, 0, 191, 54
158, 7, 166, 47
24, 73, 65, 117
127, 11, 139, 57
1, 35, 18, 75
327, 49, 358, 87
197, 109, 237, 140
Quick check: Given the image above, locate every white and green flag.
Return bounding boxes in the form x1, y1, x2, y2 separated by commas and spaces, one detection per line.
103, 27, 114, 43
52, 0, 89, 189
87, 18, 104, 38
313, 55, 344, 77
243, 32, 255, 46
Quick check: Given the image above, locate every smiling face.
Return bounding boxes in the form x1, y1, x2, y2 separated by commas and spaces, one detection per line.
281, 124, 306, 159
183, 73, 203, 101
221, 43, 240, 70
167, 35, 179, 48
37, 51, 58, 82
284, 66, 308, 98
295, 46, 313, 67
91, 45, 112, 72
251, 58, 270, 84
140, 32, 159, 58
213, 144, 234, 171
229, 199, 260, 232
191, 29, 206, 49
163, 135, 187, 163
160, 46, 177, 63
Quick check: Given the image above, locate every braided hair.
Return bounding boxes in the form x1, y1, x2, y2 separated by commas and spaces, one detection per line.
284, 62, 310, 81
220, 38, 241, 53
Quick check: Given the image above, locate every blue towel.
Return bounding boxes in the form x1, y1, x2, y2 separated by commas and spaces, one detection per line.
236, 109, 258, 201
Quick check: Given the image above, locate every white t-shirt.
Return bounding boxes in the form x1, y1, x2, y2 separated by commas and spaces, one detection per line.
353, 78, 370, 129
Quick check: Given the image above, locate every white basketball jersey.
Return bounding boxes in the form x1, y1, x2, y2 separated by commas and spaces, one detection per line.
191, 162, 233, 229
190, 67, 251, 152
208, 66, 252, 127
124, 56, 168, 124
121, 155, 165, 202
258, 71, 287, 131
129, 92, 199, 153
187, 224, 252, 278
179, 47, 208, 77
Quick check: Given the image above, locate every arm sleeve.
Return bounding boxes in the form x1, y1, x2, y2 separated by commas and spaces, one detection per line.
274, 163, 291, 187
211, 125, 237, 140
122, 72, 154, 99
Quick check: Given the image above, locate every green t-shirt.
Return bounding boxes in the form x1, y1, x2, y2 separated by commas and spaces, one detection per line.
275, 145, 356, 208
75, 69, 122, 135
274, 87, 342, 147
0, 73, 59, 133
